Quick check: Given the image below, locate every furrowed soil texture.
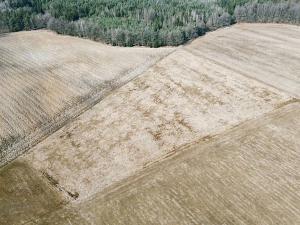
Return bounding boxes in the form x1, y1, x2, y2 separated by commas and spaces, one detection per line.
0, 24, 299, 225
0, 31, 173, 165
24, 102, 300, 225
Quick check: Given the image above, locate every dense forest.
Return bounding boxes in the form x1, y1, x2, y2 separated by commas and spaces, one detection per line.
0, 0, 299, 46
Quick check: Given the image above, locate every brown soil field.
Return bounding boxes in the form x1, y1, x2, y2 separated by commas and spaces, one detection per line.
0, 30, 173, 166
23, 101, 300, 225
186, 24, 300, 98
16, 24, 295, 202
0, 23, 299, 225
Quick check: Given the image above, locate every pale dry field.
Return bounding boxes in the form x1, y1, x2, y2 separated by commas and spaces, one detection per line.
25, 102, 300, 225
186, 23, 300, 97
15, 24, 299, 202
0, 24, 299, 225
18, 47, 291, 201
0, 31, 173, 165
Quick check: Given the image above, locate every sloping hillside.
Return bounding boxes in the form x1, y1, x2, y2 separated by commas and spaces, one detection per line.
26, 102, 300, 225
0, 24, 299, 225
185, 24, 300, 97
0, 30, 173, 165
14, 24, 298, 202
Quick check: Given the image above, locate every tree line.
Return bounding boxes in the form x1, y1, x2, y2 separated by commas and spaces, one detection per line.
0, 0, 299, 47
235, 1, 300, 23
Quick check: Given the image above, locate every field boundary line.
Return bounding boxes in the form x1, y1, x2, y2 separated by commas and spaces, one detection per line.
23, 99, 300, 225
183, 47, 300, 98
80, 99, 300, 204
0, 48, 177, 168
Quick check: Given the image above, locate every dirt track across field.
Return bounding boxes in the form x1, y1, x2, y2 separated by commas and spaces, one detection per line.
0, 24, 299, 225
